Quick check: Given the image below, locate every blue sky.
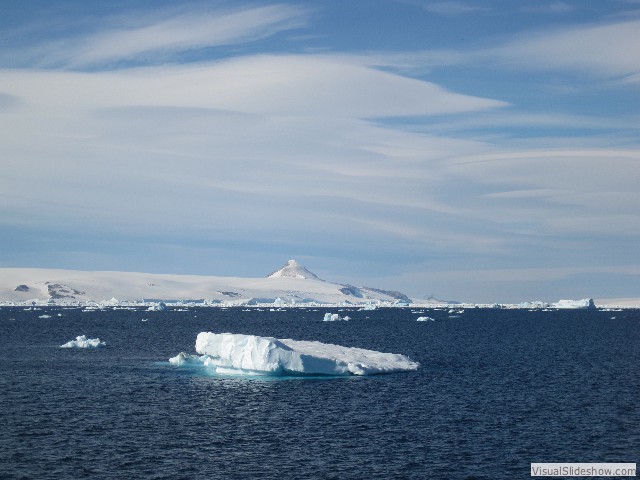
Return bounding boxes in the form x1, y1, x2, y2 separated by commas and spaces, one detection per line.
1, 0, 639, 303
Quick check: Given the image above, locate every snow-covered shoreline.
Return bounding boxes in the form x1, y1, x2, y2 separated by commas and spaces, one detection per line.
1, 265, 638, 309
0, 262, 411, 307
3, 298, 639, 310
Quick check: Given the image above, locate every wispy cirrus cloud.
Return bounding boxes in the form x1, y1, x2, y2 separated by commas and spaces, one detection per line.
367, 18, 640, 82
1, 55, 505, 117
422, 1, 490, 16
1, 4, 310, 69
488, 19, 640, 79
521, 2, 575, 14
1, 1, 639, 302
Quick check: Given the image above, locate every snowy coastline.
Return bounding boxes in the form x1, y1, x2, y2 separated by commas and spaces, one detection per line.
1, 264, 637, 309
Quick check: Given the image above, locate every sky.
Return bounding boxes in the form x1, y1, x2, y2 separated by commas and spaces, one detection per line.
1, 0, 639, 303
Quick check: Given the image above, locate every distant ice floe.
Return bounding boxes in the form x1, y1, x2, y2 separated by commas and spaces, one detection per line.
60, 335, 106, 349
169, 332, 419, 376
323, 313, 350, 322
100, 297, 120, 307
416, 316, 434, 322
147, 302, 167, 311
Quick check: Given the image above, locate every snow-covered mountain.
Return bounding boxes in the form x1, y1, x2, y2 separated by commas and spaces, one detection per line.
0, 261, 412, 306
268, 259, 321, 280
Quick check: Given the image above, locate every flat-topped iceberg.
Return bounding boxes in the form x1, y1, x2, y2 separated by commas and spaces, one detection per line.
170, 332, 419, 376
60, 335, 106, 348
553, 298, 596, 309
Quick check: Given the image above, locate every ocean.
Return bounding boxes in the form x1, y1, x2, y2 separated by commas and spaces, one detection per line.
1, 307, 638, 479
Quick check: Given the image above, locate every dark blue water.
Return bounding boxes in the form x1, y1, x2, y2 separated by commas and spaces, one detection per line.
1, 307, 638, 479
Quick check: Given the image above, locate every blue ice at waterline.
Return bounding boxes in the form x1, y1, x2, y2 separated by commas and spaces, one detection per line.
170, 332, 419, 377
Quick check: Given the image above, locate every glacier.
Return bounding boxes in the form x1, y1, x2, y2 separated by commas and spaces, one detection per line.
60, 335, 106, 348
169, 332, 419, 376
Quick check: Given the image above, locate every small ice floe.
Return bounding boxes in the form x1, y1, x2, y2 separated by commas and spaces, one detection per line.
360, 305, 377, 311
60, 335, 106, 349
170, 332, 419, 376
169, 352, 207, 366
323, 313, 349, 322
38, 315, 51, 319
416, 316, 435, 322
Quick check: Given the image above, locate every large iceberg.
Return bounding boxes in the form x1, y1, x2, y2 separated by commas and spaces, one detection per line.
169, 332, 419, 376
553, 298, 596, 309
60, 335, 106, 348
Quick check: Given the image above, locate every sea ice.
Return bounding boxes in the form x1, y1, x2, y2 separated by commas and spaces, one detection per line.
169, 352, 208, 365
147, 302, 167, 311
416, 316, 434, 322
60, 335, 106, 349
170, 332, 419, 376
323, 313, 348, 321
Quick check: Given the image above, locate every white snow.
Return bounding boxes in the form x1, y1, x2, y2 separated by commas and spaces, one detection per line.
170, 332, 419, 376
60, 335, 106, 348
0, 265, 409, 306
268, 259, 321, 280
416, 316, 434, 322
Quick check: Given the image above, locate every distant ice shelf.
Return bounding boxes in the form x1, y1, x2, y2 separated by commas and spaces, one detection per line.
170, 332, 419, 376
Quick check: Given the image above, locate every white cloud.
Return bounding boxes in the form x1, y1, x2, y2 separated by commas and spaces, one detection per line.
490, 19, 640, 78
1, 4, 309, 69
440, 148, 640, 237
521, 2, 575, 14
1, 54, 505, 117
370, 18, 640, 81
0, 54, 503, 246
422, 1, 490, 16
1, 5, 639, 301
403, 264, 640, 285
1, 52, 637, 256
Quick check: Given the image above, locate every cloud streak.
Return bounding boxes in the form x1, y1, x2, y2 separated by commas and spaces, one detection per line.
490, 19, 640, 78
1, 4, 309, 69
422, 1, 490, 16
